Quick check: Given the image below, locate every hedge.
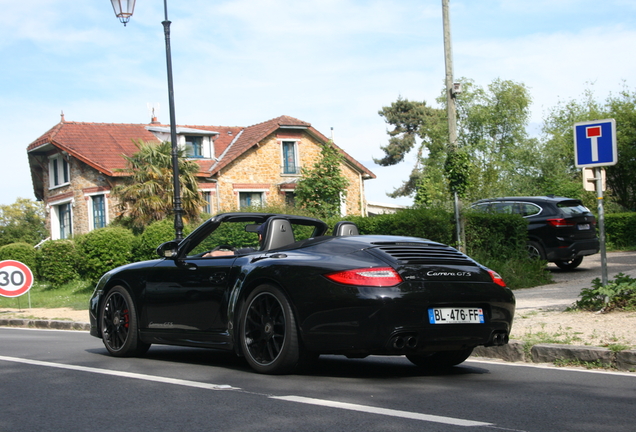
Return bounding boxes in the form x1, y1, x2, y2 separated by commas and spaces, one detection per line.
464, 212, 528, 260
132, 219, 192, 262
0, 242, 37, 273
37, 240, 80, 285
605, 213, 636, 249
344, 208, 454, 245
76, 227, 135, 284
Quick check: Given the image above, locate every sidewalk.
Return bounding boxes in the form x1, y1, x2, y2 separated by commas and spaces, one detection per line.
473, 251, 636, 371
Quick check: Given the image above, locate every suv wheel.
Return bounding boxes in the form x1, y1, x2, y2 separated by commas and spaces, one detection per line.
554, 256, 583, 270
527, 241, 545, 260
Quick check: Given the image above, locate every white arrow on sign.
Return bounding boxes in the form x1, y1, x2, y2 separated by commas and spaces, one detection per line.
585, 125, 602, 162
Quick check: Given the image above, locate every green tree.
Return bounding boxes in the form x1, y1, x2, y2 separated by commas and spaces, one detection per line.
0, 198, 48, 246
295, 141, 350, 218
605, 86, 636, 210
538, 88, 603, 203
540, 84, 636, 211
112, 140, 206, 231
376, 79, 535, 205
375, 97, 447, 200
452, 78, 536, 200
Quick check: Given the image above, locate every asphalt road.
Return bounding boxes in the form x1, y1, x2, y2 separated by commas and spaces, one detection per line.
1, 327, 634, 432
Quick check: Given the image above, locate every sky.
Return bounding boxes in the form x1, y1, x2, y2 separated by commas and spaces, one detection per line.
2, 0, 636, 208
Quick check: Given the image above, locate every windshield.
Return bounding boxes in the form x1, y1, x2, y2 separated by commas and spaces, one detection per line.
557, 201, 591, 216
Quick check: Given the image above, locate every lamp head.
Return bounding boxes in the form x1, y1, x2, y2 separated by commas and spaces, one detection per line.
110, 0, 136, 26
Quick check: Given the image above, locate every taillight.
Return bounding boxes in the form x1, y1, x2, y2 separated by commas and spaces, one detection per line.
324, 267, 403, 287
546, 218, 576, 228
488, 270, 507, 287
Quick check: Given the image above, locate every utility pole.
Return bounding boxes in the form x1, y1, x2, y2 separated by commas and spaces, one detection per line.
442, 0, 463, 251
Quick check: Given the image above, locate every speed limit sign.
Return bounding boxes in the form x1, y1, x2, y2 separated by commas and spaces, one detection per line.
0, 260, 34, 298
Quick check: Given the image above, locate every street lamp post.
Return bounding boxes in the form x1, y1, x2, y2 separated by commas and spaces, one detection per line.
111, 0, 185, 240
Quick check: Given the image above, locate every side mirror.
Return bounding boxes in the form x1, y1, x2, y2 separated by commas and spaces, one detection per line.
156, 240, 180, 259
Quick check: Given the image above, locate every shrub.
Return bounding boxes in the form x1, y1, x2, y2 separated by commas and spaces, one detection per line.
0, 242, 37, 273
37, 240, 80, 286
342, 208, 454, 244
132, 219, 187, 262
571, 273, 636, 312
76, 227, 135, 283
605, 213, 636, 249
464, 212, 528, 260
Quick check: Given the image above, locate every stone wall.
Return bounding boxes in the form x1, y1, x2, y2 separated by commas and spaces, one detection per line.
214, 131, 367, 215
43, 153, 121, 238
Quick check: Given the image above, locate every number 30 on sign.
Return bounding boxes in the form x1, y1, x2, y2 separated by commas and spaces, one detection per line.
0, 260, 34, 298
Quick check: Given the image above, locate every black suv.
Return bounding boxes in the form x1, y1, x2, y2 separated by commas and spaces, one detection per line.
471, 196, 599, 270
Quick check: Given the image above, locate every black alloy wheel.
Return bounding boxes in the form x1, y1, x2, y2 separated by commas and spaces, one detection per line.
240, 284, 300, 374
100, 286, 150, 357
406, 347, 474, 368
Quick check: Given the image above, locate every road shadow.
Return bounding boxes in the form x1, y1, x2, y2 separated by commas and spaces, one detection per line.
86, 345, 490, 378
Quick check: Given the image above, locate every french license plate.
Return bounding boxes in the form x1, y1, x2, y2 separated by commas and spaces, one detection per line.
428, 307, 484, 324
578, 223, 590, 230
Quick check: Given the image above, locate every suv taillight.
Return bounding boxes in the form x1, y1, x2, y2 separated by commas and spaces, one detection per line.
546, 218, 576, 228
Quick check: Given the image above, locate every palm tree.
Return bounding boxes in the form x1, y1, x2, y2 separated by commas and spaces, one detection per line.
112, 140, 206, 231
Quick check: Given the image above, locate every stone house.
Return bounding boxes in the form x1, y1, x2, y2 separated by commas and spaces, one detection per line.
26, 114, 375, 240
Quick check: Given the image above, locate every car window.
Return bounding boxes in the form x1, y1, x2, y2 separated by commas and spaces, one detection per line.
186, 219, 319, 257
188, 220, 261, 257
518, 203, 541, 217
471, 203, 491, 212
557, 202, 591, 216
493, 203, 514, 214
473, 201, 541, 217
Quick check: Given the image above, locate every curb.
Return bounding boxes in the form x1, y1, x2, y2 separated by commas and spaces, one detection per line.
0, 318, 90, 331
473, 340, 636, 372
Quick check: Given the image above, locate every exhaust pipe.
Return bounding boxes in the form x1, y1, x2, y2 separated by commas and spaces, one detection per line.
391, 335, 418, 350
406, 336, 417, 349
491, 332, 508, 346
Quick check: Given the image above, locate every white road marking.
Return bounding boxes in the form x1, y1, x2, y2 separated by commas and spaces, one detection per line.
469, 359, 636, 378
270, 395, 493, 427
0, 355, 238, 390
1, 353, 497, 427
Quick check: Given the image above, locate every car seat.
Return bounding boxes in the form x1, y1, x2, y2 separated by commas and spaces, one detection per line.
260, 218, 296, 250
332, 221, 360, 236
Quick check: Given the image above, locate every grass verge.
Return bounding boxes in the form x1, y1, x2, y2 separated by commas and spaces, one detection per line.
0, 279, 93, 310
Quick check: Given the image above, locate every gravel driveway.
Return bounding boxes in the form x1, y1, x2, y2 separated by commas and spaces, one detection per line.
514, 251, 636, 312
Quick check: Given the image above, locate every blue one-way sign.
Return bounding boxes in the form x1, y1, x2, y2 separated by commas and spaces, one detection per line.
574, 119, 617, 168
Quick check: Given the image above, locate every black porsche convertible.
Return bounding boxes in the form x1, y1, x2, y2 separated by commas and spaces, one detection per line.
89, 212, 515, 374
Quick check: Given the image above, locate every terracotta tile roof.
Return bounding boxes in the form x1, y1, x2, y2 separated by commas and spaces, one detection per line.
207, 115, 375, 179
27, 115, 375, 180
27, 121, 159, 176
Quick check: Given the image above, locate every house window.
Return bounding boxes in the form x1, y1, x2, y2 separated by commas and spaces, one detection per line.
239, 192, 264, 209
202, 191, 212, 214
284, 192, 295, 207
49, 154, 70, 188
92, 195, 106, 229
282, 141, 298, 174
58, 203, 73, 239
185, 136, 203, 158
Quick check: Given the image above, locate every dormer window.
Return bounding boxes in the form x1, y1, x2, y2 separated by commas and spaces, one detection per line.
49, 154, 70, 188
185, 136, 203, 158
